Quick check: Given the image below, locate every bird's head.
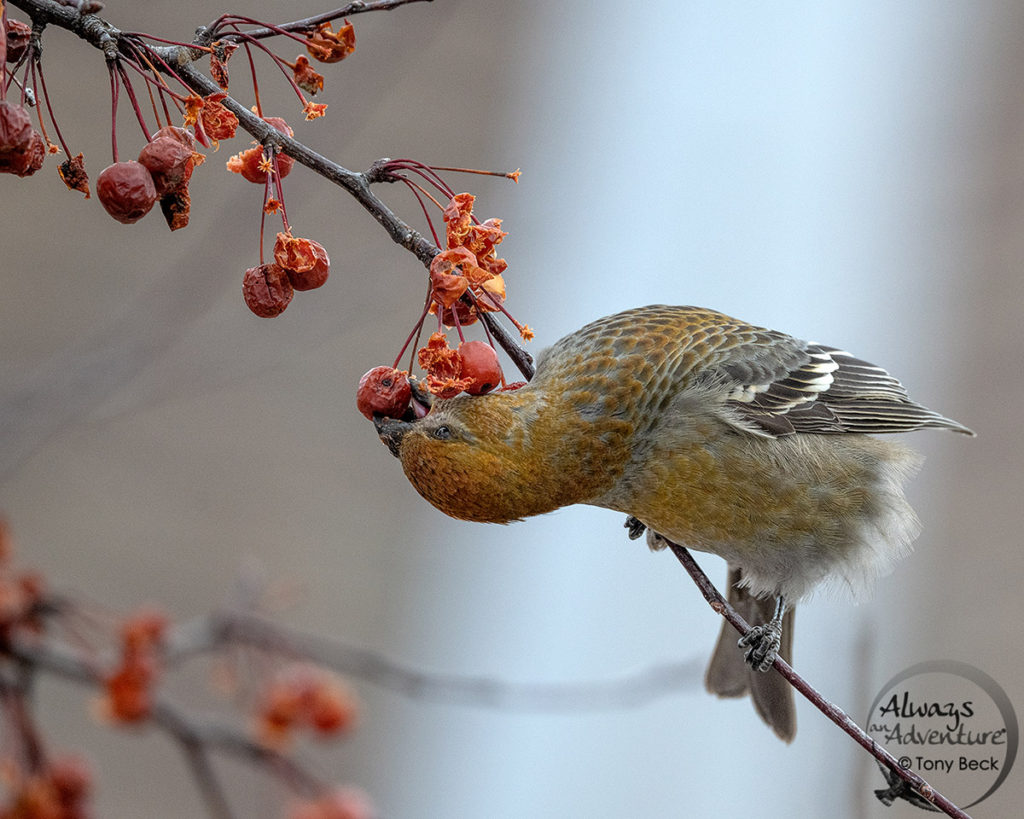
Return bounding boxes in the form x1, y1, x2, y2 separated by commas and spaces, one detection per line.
372, 389, 577, 523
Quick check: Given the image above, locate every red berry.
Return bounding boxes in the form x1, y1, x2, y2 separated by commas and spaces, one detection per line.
274, 233, 330, 291
458, 341, 503, 395
4, 20, 32, 65
96, 161, 157, 223
0, 129, 44, 177
151, 125, 196, 149
357, 366, 412, 420
242, 263, 293, 317
0, 102, 41, 177
0, 101, 32, 154
138, 136, 195, 195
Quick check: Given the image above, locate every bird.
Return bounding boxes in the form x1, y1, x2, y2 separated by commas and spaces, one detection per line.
372, 304, 973, 741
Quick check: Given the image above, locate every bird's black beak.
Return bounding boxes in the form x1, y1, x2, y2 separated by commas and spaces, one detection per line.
373, 415, 412, 458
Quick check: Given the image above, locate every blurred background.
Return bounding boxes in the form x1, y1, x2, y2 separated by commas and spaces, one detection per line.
2, 0, 1022, 816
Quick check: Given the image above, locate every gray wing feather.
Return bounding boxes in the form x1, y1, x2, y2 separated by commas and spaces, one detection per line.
712, 338, 973, 438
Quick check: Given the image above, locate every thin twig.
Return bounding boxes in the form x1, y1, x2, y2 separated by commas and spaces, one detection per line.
663, 539, 972, 819
163, 610, 701, 711
204, 0, 434, 44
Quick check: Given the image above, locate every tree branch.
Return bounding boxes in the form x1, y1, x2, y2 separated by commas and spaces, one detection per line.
7, 0, 536, 379
163, 609, 699, 710
663, 538, 972, 819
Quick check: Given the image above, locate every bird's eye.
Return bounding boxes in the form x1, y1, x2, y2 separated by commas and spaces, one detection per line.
433, 425, 452, 440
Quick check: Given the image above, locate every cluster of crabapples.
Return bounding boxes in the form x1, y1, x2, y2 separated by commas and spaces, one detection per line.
357, 190, 531, 417
96, 126, 200, 229
2, 6, 350, 319
356, 339, 505, 421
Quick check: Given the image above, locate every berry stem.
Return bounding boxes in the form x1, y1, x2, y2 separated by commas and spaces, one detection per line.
396, 176, 441, 247
430, 164, 521, 183
107, 60, 120, 163
271, 152, 290, 232
116, 62, 152, 142
35, 58, 72, 157
242, 42, 263, 117
393, 296, 433, 371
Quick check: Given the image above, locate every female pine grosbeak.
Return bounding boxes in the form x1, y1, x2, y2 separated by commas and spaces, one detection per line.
373, 305, 972, 740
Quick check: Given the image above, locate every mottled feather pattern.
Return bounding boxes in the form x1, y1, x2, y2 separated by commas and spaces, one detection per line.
387, 303, 973, 741
548, 306, 973, 439
395, 304, 970, 596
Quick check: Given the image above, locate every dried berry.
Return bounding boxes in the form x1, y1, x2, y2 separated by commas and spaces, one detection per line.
0, 101, 32, 155
226, 146, 269, 183
357, 366, 412, 420
242, 263, 293, 317
291, 55, 325, 95
159, 186, 190, 231
0, 129, 44, 177
433, 301, 479, 328
138, 136, 195, 195
274, 233, 330, 290
458, 341, 503, 395
151, 125, 195, 150
96, 161, 157, 223
200, 92, 238, 143
58, 153, 90, 197
305, 20, 356, 63
5, 20, 33, 65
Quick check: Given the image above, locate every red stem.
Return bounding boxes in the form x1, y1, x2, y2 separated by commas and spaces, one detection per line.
271, 151, 290, 232
393, 297, 433, 371
117, 62, 152, 142
242, 41, 262, 117
397, 176, 442, 247
108, 61, 120, 163
35, 60, 72, 157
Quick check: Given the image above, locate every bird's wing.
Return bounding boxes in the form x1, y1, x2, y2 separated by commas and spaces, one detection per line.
701, 328, 973, 438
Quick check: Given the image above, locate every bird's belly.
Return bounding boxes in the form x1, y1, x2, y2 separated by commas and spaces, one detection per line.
595, 431, 917, 599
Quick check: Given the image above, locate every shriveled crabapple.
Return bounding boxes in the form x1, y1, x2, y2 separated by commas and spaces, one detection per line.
0, 101, 32, 154
4, 20, 33, 65
243, 263, 294, 317
274, 233, 330, 290
357, 366, 412, 420
137, 136, 195, 196
226, 116, 295, 184
1, 129, 44, 177
158, 186, 190, 231
96, 161, 157, 224
151, 125, 195, 149
200, 93, 238, 142
458, 340, 503, 395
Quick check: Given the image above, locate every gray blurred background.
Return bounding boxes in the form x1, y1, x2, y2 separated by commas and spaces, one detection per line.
2, 1, 1022, 816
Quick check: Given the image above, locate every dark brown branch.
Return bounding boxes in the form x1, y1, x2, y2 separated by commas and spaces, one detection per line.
664, 539, 972, 819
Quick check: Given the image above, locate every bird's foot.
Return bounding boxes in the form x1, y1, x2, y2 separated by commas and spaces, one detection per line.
738, 622, 782, 672
737, 595, 786, 672
624, 516, 646, 540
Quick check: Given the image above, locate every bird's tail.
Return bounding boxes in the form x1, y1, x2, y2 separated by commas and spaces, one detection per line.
704, 565, 796, 742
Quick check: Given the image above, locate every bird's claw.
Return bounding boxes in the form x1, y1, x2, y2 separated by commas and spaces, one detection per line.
738, 620, 783, 672
624, 515, 646, 540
